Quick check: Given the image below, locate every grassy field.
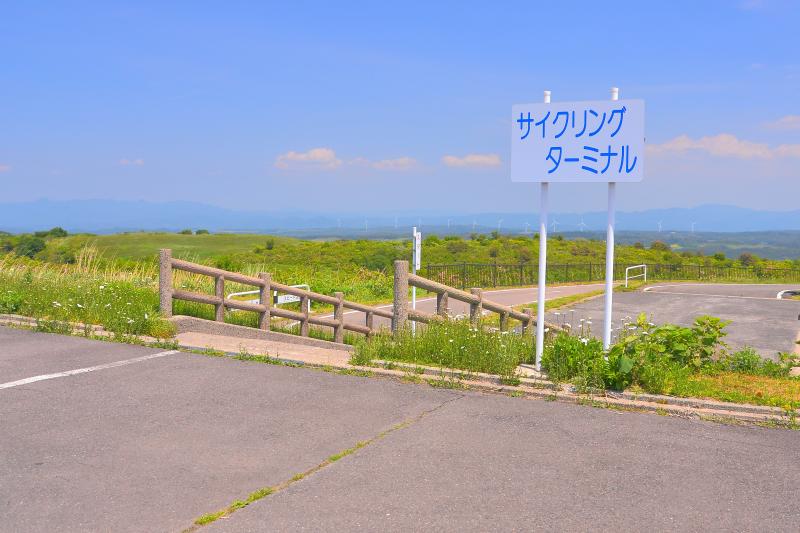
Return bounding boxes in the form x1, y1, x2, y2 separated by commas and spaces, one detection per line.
21, 230, 800, 271
2, 229, 798, 335
2, 229, 799, 412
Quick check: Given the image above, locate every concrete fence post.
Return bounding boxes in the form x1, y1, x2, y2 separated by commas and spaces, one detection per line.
392, 260, 409, 334
333, 292, 344, 343
499, 312, 508, 332
436, 291, 449, 317
365, 311, 374, 337
300, 295, 310, 336
523, 308, 534, 335
215, 275, 225, 322
159, 249, 173, 318
258, 272, 271, 331
469, 288, 483, 327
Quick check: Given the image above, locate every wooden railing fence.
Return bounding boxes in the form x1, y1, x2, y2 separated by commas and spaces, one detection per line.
159, 251, 552, 346
159, 249, 391, 341
391, 260, 536, 334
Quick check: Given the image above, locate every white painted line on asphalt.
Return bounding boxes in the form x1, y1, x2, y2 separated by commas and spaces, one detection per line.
0, 350, 180, 391
642, 286, 786, 301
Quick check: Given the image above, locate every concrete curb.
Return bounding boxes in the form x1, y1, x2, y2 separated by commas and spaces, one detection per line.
169, 315, 354, 353
179, 342, 798, 427
1, 314, 795, 427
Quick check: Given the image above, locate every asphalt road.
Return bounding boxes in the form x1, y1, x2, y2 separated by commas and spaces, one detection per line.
3, 327, 800, 532
561, 283, 800, 356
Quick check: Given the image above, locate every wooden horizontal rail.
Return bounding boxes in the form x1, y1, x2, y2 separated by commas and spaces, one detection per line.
270, 307, 304, 321
270, 280, 339, 306
171, 258, 262, 286
408, 274, 480, 305
408, 309, 436, 324
161, 250, 387, 344
223, 298, 266, 313
342, 301, 393, 319
343, 323, 372, 335
173, 289, 221, 306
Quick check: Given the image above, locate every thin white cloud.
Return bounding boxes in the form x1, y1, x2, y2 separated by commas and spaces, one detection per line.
371, 157, 416, 170
441, 153, 501, 168
119, 158, 144, 166
0, 164, 10, 173
647, 133, 800, 159
763, 115, 800, 130
275, 147, 341, 170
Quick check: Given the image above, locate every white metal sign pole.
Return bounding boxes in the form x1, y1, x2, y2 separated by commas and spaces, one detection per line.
412, 227, 419, 335
603, 87, 620, 351
535, 89, 551, 370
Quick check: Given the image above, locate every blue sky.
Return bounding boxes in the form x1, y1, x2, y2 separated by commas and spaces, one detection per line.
1, 1, 798, 214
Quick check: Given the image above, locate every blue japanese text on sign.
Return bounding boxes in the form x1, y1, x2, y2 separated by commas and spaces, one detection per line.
511, 99, 644, 183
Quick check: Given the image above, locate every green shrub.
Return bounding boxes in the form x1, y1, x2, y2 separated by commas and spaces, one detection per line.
15, 235, 46, 258
0, 289, 24, 313
715, 347, 790, 378
541, 333, 605, 385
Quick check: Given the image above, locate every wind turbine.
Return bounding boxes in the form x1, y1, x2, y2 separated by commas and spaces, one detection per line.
578, 218, 588, 232
447, 219, 451, 229
394, 216, 398, 229
691, 222, 696, 234
657, 221, 663, 233
364, 218, 368, 233
497, 219, 503, 233
472, 219, 477, 232
550, 218, 559, 233
524, 221, 531, 235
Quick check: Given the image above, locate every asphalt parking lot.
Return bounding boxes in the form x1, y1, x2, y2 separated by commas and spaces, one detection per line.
561, 283, 800, 357
3, 326, 800, 532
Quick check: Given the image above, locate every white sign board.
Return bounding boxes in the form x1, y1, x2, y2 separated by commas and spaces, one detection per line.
511, 99, 644, 183
274, 292, 300, 305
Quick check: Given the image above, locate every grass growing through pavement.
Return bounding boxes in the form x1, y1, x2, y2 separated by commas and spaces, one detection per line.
351, 320, 533, 379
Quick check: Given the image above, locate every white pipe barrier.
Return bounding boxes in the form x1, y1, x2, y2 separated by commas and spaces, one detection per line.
624, 264, 647, 288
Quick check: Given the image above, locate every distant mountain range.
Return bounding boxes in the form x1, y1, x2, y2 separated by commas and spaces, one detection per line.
1, 199, 799, 234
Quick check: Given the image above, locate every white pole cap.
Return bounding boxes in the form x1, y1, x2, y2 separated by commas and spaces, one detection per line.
611, 87, 619, 101
543, 90, 551, 104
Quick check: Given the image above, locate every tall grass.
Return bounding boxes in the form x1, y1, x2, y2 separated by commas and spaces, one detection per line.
0, 252, 168, 336
352, 320, 533, 378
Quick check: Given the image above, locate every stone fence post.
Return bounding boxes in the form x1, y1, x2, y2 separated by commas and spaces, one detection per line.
159, 249, 173, 318
469, 288, 482, 326
258, 272, 271, 330
392, 260, 409, 334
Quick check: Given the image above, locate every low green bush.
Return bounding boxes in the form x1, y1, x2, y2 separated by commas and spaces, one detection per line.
543, 314, 733, 393
712, 347, 791, 378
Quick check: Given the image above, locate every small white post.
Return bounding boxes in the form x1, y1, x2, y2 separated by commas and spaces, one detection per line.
603, 86, 620, 351
535, 89, 551, 371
